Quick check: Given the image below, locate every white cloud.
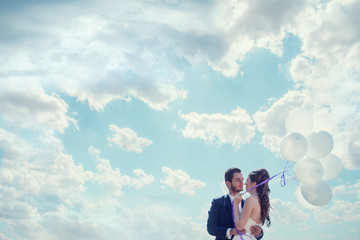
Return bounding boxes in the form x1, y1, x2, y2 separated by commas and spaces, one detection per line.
0, 137, 155, 239
0, 233, 11, 240
0, 0, 307, 111
252, 91, 314, 156
0, 79, 77, 133
289, 55, 360, 128
333, 180, 360, 199
312, 200, 360, 224
133, 169, 156, 189
0, 129, 94, 239
270, 198, 310, 225
107, 124, 153, 153
187, 0, 306, 76
342, 139, 360, 170
117, 205, 208, 240
88, 146, 154, 196
0, 129, 90, 203
225, 0, 304, 53
291, 0, 360, 73
0, 128, 35, 161
39, 204, 129, 240
253, 91, 313, 138
2, 219, 49, 240
180, 107, 255, 148
0, 199, 39, 220
0, 2, 188, 111
57, 70, 187, 111
14, 203, 208, 240
261, 133, 283, 154
160, 167, 205, 195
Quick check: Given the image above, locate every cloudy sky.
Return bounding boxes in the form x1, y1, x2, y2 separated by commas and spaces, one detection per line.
0, 0, 359, 239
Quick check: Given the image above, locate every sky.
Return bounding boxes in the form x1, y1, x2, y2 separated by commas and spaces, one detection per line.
0, 0, 359, 239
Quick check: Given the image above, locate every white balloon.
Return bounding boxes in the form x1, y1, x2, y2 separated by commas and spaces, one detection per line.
294, 185, 318, 209
286, 108, 313, 135
307, 131, 334, 158
301, 180, 332, 206
293, 157, 324, 184
319, 154, 343, 180
280, 132, 308, 162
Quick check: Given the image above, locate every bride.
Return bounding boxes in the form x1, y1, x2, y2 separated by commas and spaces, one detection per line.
233, 169, 271, 240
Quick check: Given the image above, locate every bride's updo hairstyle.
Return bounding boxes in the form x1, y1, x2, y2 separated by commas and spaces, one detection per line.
249, 168, 271, 227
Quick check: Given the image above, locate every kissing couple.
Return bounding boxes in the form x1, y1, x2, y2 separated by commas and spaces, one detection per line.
207, 168, 271, 240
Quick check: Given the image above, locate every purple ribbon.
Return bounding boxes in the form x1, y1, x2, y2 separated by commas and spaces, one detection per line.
231, 162, 292, 240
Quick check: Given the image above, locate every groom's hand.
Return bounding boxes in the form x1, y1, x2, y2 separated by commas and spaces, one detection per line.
250, 225, 261, 237
229, 228, 238, 236
230, 228, 246, 236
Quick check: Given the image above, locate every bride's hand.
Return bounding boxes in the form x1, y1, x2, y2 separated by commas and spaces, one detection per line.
233, 193, 242, 205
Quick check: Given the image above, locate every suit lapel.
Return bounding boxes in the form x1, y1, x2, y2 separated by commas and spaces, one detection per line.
225, 195, 233, 219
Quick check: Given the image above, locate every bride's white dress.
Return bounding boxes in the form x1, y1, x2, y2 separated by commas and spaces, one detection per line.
233, 218, 262, 240
232, 197, 262, 240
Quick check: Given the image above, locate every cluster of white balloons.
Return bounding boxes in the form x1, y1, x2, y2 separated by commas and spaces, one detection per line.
280, 109, 343, 206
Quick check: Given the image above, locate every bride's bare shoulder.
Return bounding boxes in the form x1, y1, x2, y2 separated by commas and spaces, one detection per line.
245, 195, 259, 205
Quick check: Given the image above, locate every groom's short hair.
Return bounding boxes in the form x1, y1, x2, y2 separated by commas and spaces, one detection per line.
224, 168, 241, 183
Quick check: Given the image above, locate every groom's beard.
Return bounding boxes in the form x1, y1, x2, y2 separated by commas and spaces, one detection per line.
230, 184, 242, 194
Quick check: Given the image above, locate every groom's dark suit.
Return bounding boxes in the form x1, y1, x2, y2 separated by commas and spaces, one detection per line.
207, 195, 263, 240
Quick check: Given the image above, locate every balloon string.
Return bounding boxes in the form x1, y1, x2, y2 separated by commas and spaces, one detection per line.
232, 162, 293, 239
242, 161, 294, 195
280, 161, 289, 186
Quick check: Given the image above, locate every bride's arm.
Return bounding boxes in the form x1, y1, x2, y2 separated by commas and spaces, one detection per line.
233, 195, 242, 230
235, 197, 255, 230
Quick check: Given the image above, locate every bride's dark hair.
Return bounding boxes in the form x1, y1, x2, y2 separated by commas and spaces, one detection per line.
249, 168, 271, 227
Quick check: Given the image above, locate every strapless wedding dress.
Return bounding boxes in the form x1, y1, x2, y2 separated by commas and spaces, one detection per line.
233, 218, 262, 240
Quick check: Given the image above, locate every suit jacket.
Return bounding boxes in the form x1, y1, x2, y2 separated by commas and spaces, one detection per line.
207, 195, 241, 240
207, 195, 263, 240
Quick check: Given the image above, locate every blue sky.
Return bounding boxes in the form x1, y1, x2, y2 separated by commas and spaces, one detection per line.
0, 0, 359, 239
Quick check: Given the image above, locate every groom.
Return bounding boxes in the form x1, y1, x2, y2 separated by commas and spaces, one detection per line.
207, 168, 264, 240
